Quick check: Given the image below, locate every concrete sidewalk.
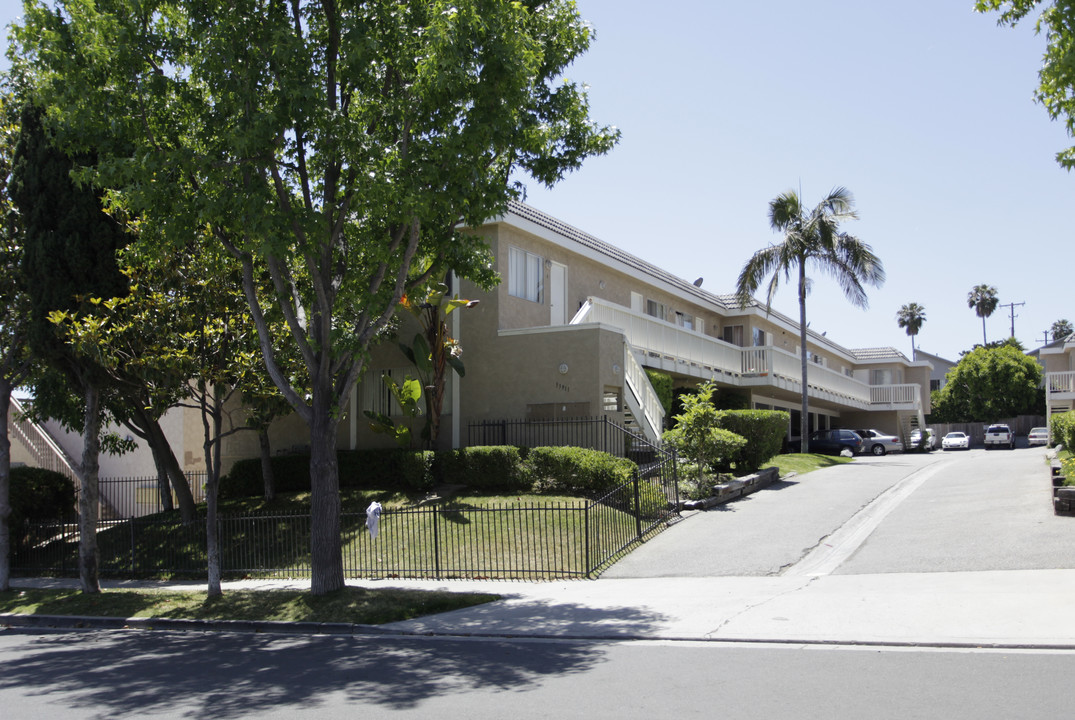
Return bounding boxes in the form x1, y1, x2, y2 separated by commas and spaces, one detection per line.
9, 569, 1075, 649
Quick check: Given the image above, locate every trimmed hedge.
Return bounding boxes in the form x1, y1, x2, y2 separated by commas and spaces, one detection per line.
218, 445, 641, 501
8, 466, 76, 535
645, 369, 674, 415
1053, 411, 1075, 450
716, 409, 790, 473
434, 446, 528, 492
527, 446, 636, 497
220, 449, 435, 499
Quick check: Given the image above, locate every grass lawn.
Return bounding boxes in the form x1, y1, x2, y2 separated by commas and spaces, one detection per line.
0, 586, 500, 625
762, 453, 854, 477
19, 487, 661, 581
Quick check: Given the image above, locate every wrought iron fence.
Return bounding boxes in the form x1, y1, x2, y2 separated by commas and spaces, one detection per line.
467, 414, 667, 465
78, 472, 209, 520
13, 470, 678, 581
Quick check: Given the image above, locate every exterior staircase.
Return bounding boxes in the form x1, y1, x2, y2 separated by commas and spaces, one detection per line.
8, 396, 78, 482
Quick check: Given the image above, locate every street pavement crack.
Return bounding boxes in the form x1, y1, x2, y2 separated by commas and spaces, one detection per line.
781, 457, 951, 578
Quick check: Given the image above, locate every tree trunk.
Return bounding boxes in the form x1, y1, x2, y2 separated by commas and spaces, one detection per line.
202, 383, 224, 598
79, 382, 102, 594
146, 416, 196, 524
258, 426, 275, 502
309, 390, 344, 595
0, 380, 13, 591
798, 262, 810, 454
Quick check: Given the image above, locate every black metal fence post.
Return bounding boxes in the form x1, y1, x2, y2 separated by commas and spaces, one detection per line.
633, 472, 642, 541
433, 504, 441, 580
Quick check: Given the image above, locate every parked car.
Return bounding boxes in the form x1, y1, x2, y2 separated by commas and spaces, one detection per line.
808, 429, 864, 456
941, 431, 970, 450
854, 429, 903, 456
984, 423, 1015, 450
908, 428, 935, 451
1027, 427, 1050, 447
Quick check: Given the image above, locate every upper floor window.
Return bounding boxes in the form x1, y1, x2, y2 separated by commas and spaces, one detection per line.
752, 327, 766, 347
675, 311, 694, 331
645, 299, 666, 321
723, 325, 744, 347
508, 246, 543, 303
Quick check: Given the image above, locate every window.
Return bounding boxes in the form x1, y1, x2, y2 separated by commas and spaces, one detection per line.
645, 299, 665, 320
508, 246, 543, 303
930, 379, 941, 392
752, 327, 766, 347
723, 325, 744, 347
361, 368, 410, 416
675, 311, 693, 331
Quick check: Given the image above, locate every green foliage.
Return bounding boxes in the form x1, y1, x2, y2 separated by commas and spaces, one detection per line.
434, 446, 528, 492
1052, 411, 1075, 450
966, 284, 999, 345
364, 375, 423, 449
930, 343, 1043, 422
221, 450, 435, 499
9, 466, 76, 536
976, 1, 1075, 169
896, 302, 927, 357
1052, 319, 1074, 342
644, 369, 674, 415
662, 382, 748, 476
526, 446, 637, 497
716, 409, 790, 473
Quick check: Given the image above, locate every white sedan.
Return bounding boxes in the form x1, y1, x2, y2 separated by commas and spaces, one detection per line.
1028, 427, 1049, 447
942, 431, 970, 450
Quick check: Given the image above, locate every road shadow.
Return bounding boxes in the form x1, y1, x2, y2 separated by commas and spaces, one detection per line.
0, 599, 668, 717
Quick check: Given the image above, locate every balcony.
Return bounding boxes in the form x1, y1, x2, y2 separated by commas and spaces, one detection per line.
1048, 371, 1075, 399
573, 297, 922, 412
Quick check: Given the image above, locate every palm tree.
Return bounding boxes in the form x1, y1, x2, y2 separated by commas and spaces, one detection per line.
1051, 319, 1073, 342
896, 302, 927, 361
967, 284, 998, 346
735, 187, 885, 453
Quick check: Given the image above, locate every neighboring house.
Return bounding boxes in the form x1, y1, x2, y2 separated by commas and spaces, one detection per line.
13, 201, 934, 484
915, 349, 954, 393
1040, 332, 1075, 429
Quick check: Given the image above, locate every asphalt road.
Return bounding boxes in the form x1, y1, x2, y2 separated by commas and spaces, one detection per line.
3, 628, 1075, 720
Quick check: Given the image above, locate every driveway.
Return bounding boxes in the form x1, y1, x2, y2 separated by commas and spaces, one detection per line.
603, 447, 1070, 578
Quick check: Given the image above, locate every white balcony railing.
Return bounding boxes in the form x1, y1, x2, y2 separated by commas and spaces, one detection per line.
1048, 371, 1075, 395
870, 384, 921, 406
575, 297, 917, 410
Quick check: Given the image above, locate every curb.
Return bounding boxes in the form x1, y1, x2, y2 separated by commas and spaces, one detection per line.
0, 612, 393, 636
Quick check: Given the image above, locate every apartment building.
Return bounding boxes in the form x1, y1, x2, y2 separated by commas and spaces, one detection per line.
344, 201, 931, 455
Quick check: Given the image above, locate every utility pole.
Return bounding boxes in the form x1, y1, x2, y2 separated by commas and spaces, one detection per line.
1042, 330, 1052, 345
1000, 301, 1025, 338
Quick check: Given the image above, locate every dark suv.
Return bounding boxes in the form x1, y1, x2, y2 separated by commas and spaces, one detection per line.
807, 429, 864, 455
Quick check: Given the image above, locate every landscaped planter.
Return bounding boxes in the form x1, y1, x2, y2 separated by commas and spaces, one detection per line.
1054, 487, 1075, 517
680, 466, 780, 511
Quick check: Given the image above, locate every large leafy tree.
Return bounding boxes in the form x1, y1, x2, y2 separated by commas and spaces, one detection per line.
976, 1, 1075, 169
0, 91, 33, 592
735, 187, 885, 453
896, 302, 927, 361
967, 284, 999, 346
930, 340, 1043, 421
1051, 318, 1073, 341
10, 104, 130, 594
13, 0, 619, 594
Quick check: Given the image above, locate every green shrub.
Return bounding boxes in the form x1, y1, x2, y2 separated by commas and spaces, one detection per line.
8, 467, 76, 538
220, 449, 435, 499
1052, 411, 1075, 450
716, 409, 790, 473
645, 369, 674, 414
662, 382, 747, 475
433, 446, 527, 492
526, 446, 636, 497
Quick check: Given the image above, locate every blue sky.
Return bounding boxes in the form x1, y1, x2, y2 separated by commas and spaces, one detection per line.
3, 0, 1071, 361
